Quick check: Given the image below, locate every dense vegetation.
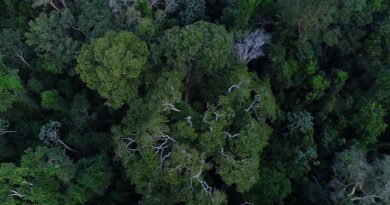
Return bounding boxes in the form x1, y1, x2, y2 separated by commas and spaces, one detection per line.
0, 0, 389, 204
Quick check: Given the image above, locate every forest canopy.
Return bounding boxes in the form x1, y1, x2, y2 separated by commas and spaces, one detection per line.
0, 0, 389, 204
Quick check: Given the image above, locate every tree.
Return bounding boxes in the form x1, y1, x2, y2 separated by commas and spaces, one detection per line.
159, 21, 235, 102
221, 0, 266, 29
277, 0, 336, 42
243, 167, 292, 205
371, 66, 390, 110
77, 0, 115, 38
38, 121, 75, 151
40, 90, 68, 112
76, 30, 149, 108
25, 10, 79, 73
351, 102, 387, 148
0, 29, 31, 68
234, 29, 271, 63
330, 147, 390, 204
0, 146, 112, 205
0, 55, 26, 113
287, 111, 314, 136
108, 0, 142, 28
179, 0, 206, 25
112, 65, 277, 203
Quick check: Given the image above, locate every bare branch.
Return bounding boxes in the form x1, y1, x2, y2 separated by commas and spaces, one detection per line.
186, 116, 193, 127
228, 80, 243, 93
163, 102, 181, 112
39, 121, 77, 152
191, 167, 212, 196
151, 133, 176, 169
9, 190, 24, 198
17, 50, 32, 69
244, 95, 261, 112
350, 195, 382, 202
123, 137, 138, 154
241, 202, 254, 205
223, 131, 240, 139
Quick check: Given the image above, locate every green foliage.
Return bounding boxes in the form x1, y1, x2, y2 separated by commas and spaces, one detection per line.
351, 102, 387, 148
244, 167, 292, 205
0, 29, 29, 67
179, 0, 205, 25
0, 0, 389, 204
371, 67, 390, 110
222, 0, 265, 29
277, 0, 335, 42
159, 21, 235, 102
0, 146, 112, 205
331, 147, 390, 204
112, 55, 277, 203
160, 21, 233, 73
40, 90, 67, 112
287, 111, 314, 136
25, 10, 79, 73
77, 0, 115, 38
0, 56, 25, 113
76, 30, 149, 108
135, 18, 159, 40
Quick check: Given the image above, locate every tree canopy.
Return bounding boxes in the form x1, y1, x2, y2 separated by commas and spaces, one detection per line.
0, 0, 389, 204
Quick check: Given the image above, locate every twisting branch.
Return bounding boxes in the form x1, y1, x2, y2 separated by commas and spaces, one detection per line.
223, 131, 240, 139
151, 133, 176, 169
190, 166, 212, 196
244, 94, 261, 112
241, 202, 254, 205
17, 50, 32, 69
22, 181, 33, 186
350, 195, 382, 202
9, 190, 24, 198
123, 137, 138, 154
186, 116, 193, 127
220, 146, 236, 164
163, 102, 181, 112
228, 80, 243, 93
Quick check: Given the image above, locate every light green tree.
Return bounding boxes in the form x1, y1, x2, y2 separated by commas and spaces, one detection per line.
0, 146, 112, 205
76, 30, 149, 108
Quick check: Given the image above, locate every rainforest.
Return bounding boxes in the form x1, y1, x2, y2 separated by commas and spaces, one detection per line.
0, 0, 390, 204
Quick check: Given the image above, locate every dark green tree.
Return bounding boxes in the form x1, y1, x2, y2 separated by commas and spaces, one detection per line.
25, 10, 79, 73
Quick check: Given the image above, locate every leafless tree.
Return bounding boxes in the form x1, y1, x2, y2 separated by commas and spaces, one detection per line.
39, 121, 76, 152
235, 29, 271, 63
